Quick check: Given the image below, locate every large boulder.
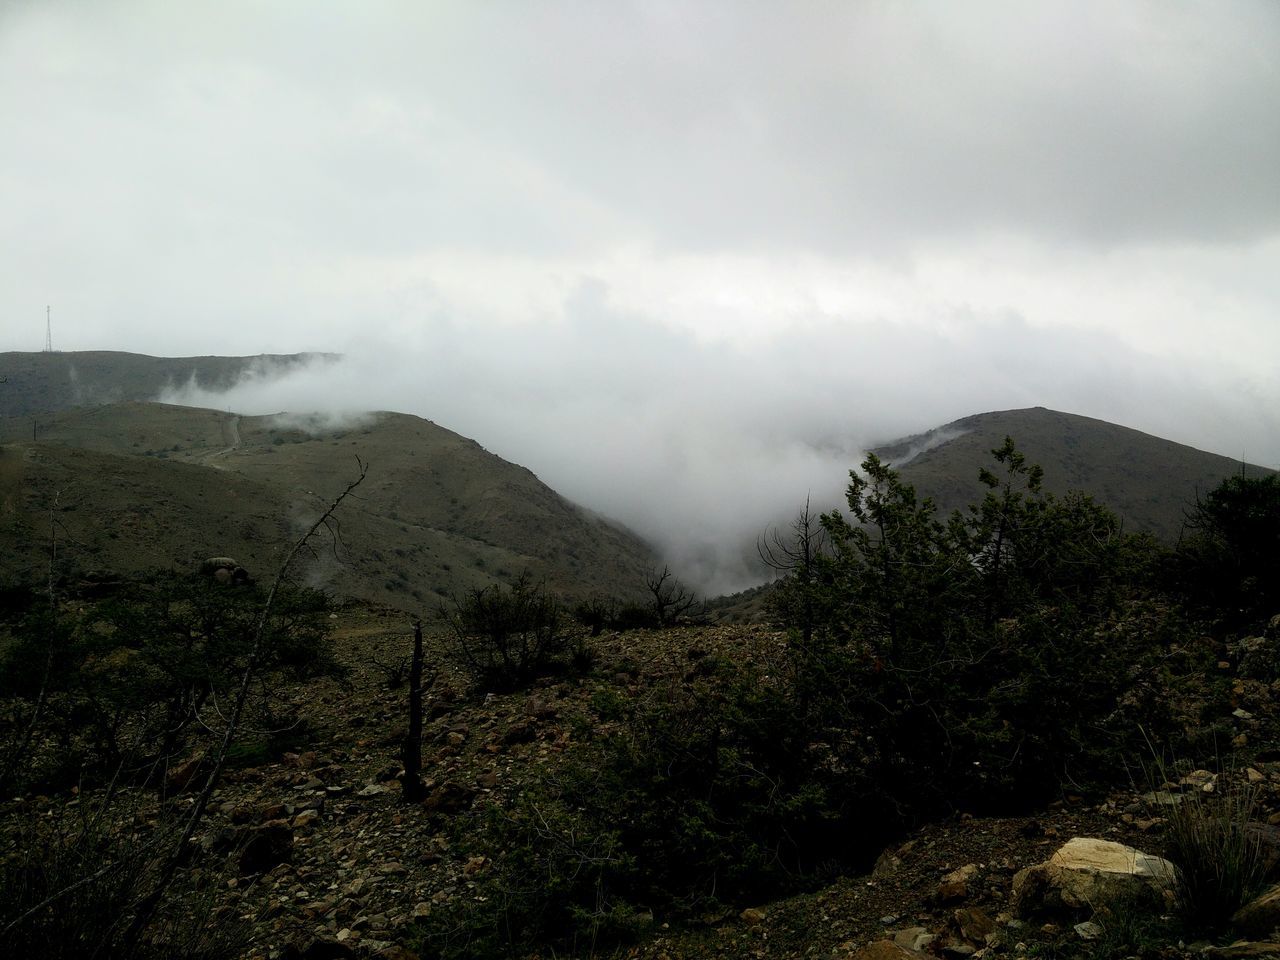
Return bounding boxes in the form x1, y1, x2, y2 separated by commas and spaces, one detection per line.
1012, 837, 1176, 920
164, 750, 208, 793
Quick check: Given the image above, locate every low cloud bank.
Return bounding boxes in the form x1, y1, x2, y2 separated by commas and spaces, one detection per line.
160, 304, 1279, 596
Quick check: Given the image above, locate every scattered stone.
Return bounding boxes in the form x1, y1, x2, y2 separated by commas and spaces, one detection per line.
953, 906, 994, 944
1207, 942, 1280, 958
283, 936, 356, 959
1181, 769, 1218, 792
411, 902, 432, 919
1233, 882, 1280, 939
373, 948, 420, 960
1074, 920, 1103, 940
740, 907, 766, 925
893, 926, 934, 951
1248, 823, 1280, 876
849, 942, 918, 959
239, 820, 293, 876
422, 781, 477, 815
165, 751, 207, 793
938, 863, 979, 903
357, 784, 387, 798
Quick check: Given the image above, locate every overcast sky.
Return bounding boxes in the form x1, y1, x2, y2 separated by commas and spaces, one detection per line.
2, 1, 1278, 591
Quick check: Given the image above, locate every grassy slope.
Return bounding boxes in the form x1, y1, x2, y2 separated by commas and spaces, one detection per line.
878, 406, 1274, 542
0, 402, 656, 608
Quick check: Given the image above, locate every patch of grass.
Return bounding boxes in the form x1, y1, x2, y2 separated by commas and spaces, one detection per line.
1163, 777, 1268, 930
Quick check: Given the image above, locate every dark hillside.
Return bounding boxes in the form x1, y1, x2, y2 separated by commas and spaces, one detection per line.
0, 350, 325, 418
878, 406, 1273, 541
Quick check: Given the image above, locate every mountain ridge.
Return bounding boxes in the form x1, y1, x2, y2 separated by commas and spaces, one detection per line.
875, 405, 1273, 542
0, 350, 331, 419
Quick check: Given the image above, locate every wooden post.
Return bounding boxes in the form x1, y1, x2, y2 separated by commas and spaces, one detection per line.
401, 620, 426, 802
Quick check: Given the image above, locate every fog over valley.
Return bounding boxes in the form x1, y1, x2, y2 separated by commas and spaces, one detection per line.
157, 312, 1278, 595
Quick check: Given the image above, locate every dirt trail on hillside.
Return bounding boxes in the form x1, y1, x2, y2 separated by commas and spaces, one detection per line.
203, 414, 241, 468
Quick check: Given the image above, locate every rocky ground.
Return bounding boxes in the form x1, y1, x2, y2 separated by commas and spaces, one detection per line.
9, 604, 1280, 960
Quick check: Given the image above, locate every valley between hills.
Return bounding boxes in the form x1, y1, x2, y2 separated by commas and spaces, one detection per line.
3, 350, 1280, 960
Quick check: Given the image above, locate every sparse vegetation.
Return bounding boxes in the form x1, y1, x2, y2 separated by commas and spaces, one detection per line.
3, 376, 1279, 960
441, 574, 572, 689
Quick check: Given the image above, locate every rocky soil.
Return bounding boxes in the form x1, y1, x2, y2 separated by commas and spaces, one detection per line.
9, 604, 1280, 960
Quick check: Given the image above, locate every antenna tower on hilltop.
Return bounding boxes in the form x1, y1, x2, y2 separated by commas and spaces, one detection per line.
44, 305, 52, 352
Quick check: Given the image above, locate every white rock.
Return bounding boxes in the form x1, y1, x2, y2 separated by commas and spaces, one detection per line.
1074, 921, 1103, 940
1013, 837, 1177, 919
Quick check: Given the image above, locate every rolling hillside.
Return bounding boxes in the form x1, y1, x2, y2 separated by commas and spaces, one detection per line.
875, 406, 1273, 541
0, 402, 657, 608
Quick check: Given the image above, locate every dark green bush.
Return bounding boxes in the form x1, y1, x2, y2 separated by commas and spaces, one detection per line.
607, 601, 661, 631
1174, 473, 1280, 634
794, 440, 1180, 813
441, 575, 570, 689
1, 796, 251, 960
573, 595, 616, 636
572, 595, 667, 634
412, 789, 636, 959
0, 572, 341, 791
423, 657, 890, 956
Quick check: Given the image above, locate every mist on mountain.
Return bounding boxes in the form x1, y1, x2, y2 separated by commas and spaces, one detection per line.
156, 307, 1280, 595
